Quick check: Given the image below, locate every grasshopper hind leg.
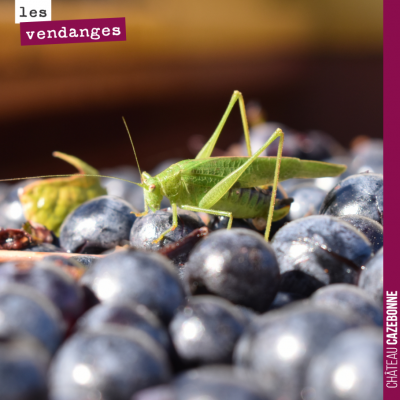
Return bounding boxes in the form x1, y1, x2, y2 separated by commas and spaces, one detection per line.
195, 91, 252, 159
263, 130, 285, 241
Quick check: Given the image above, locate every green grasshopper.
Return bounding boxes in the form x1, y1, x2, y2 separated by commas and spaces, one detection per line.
1, 91, 346, 242
129, 91, 346, 242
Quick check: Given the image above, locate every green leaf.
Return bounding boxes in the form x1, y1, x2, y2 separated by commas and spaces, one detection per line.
18, 152, 107, 236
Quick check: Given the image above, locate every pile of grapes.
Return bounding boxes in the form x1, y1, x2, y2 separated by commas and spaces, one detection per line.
0, 139, 383, 400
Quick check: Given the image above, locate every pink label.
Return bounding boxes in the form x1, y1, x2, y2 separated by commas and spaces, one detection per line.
20, 18, 126, 45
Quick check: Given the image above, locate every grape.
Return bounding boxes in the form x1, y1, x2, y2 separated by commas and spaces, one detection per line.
184, 229, 280, 312
49, 326, 171, 400
234, 302, 357, 400
0, 284, 65, 354
310, 283, 383, 327
81, 249, 185, 324
169, 295, 247, 366
320, 172, 383, 224
60, 195, 137, 254
76, 301, 172, 353
0, 260, 85, 328
306, 327, 383, 400
271, 215, 372, 296
0, 331, 50, 400
359, 247, 383, 307
130, 208, 204, 265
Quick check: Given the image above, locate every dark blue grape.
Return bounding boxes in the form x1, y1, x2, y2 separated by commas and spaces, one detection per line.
81, 250, 185, 324
59, 195, 136, 254
268, 291, 305, 310
208, 214, 290, 240
0, 260, 85, 327
234, 303, 356, 400
169, 295, 247, 366
306, 327, 383, 400
171, 366, 270, 400
131, 385, 176, 400
0, 331, 50, 400
76, 301, 171, 353
130, 208, 204, 265
0, 284, 65, 354
338, 215, 383, 254
184, 229, 280, 312
286, 183, 327, 221
0, 183, 27, 229
133, 366, 269, 400
132, 385, 175, 400
359, 247, 383, 307
37, 256, 99, 312
271, 215, 372, 297
49, 326, 171, 400
310, 283, 383, 327
208, 215, 258, 232
320, 173, 383, 224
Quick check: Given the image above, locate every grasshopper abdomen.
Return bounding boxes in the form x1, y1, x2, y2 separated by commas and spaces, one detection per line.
213, 186, 291, 220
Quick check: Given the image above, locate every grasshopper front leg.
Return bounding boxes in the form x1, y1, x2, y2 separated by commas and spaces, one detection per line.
153, 204, 233, 244
134, 201, 149, 218
152, 203, 179, 244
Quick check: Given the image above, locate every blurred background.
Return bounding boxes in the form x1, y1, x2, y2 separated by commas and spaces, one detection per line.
0, 0, 382, 178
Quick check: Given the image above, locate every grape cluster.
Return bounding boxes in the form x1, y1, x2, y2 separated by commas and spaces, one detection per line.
0, 158, 383, 399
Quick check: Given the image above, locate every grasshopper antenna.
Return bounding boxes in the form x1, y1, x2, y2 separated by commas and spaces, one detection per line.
122, 116, 142, 177
0, 174, 145, 188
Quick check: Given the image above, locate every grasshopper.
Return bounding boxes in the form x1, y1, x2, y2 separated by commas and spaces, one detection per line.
0, 91, 346, 242
129, 91, 346, 242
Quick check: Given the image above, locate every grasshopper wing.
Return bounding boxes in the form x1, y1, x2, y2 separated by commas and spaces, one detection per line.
179, 157, 346, 188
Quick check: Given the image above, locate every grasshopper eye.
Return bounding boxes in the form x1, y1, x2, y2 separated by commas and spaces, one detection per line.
149, 184, 156, 191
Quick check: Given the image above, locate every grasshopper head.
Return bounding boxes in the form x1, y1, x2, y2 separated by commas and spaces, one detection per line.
142, 172, 163, 212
